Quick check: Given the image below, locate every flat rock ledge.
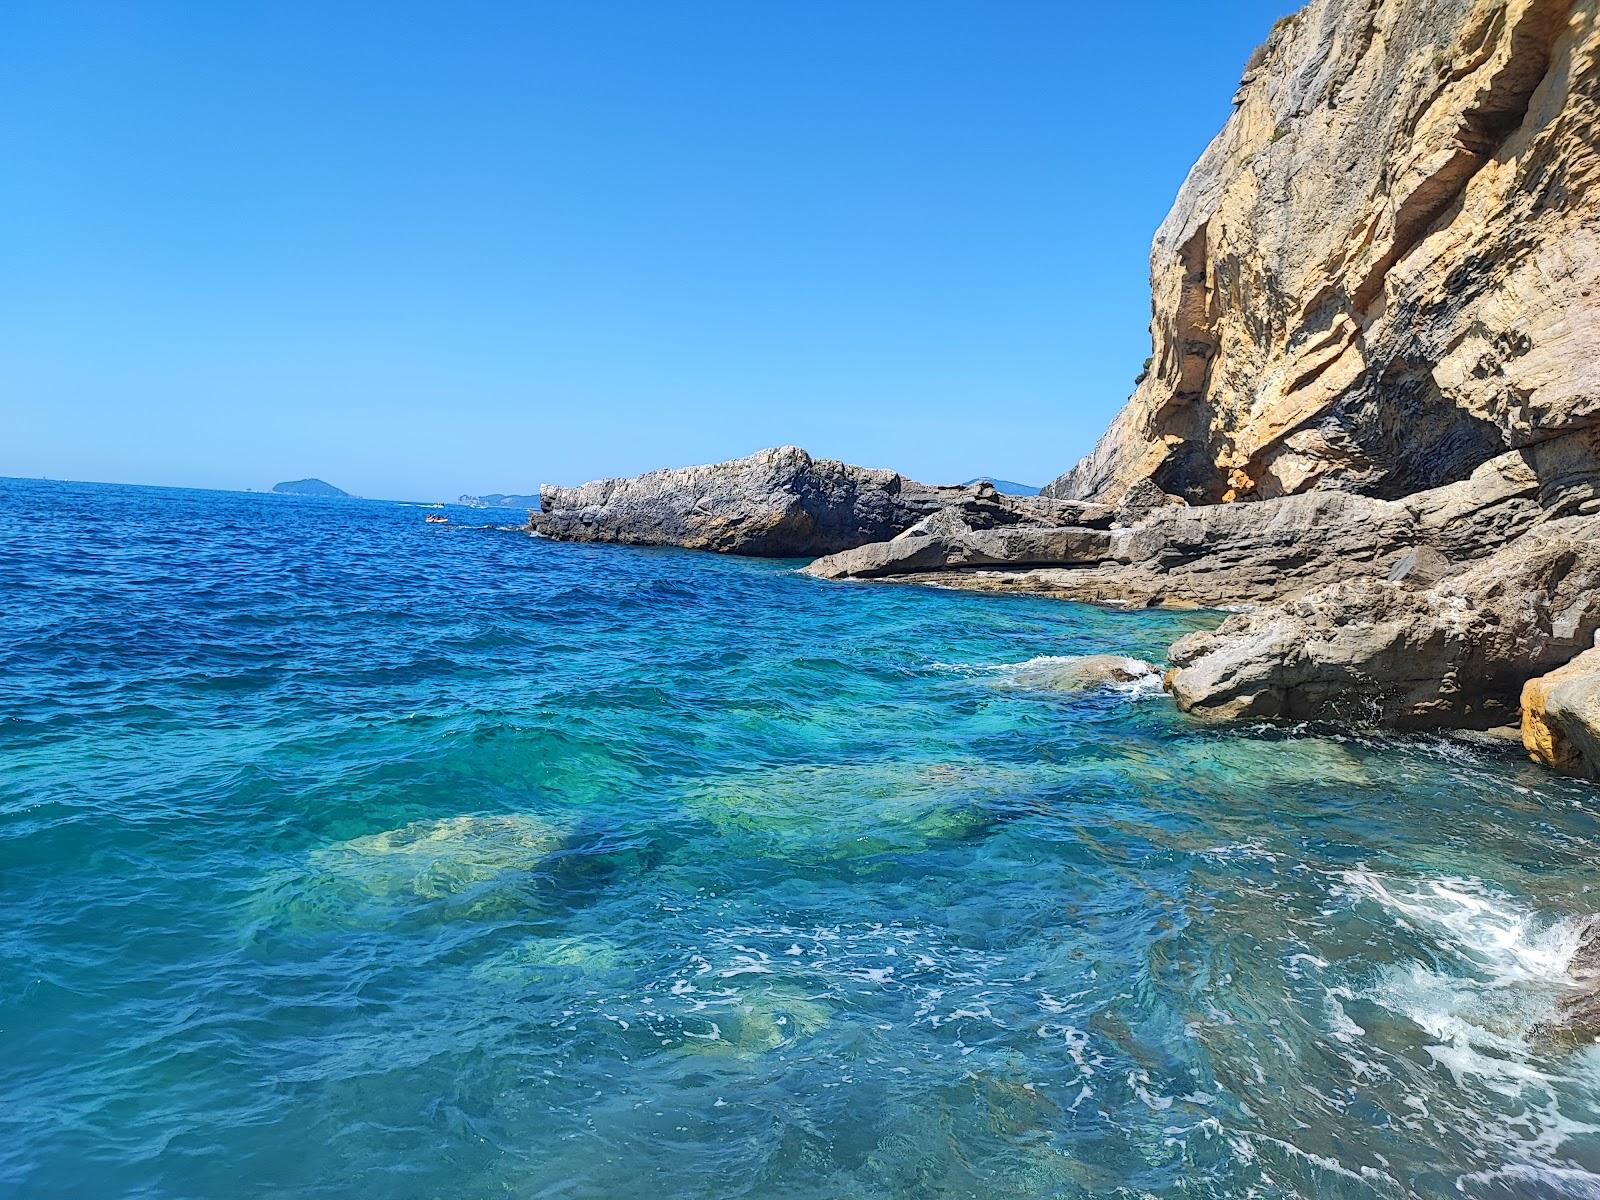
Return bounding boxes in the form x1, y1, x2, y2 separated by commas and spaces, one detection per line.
806, 432, 1595, 604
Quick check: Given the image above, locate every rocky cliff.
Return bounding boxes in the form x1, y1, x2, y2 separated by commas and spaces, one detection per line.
809, 0, 1600, 772
1047, 0, 1599, 506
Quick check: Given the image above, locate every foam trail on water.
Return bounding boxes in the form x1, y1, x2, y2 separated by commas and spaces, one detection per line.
1332, 871, 1600, 1193
1339, 870, 1585, 986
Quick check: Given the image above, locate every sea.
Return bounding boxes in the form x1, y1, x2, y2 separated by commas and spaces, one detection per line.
6, 476, 1600, 1199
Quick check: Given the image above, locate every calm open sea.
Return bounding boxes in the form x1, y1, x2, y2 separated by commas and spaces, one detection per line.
6, 477, 1600, 1198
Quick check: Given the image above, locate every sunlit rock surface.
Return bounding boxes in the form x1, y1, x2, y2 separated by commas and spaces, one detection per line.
1523, 644, 1600, 778
1047, 0, 1600, 507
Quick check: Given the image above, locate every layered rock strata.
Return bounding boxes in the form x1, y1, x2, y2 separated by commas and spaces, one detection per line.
1045, 0, 1600, 507
809, 430, 1598, 604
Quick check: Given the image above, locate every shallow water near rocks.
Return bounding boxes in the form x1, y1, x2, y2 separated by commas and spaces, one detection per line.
7, 478, 1600, 1199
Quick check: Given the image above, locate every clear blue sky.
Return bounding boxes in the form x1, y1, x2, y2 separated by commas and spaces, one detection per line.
2, 1, 1290, 500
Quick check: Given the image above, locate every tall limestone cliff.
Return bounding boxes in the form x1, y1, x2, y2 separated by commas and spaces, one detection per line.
1047, 0, 1599, 505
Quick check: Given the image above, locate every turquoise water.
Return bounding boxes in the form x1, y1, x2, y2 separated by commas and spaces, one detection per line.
7, 478, 1600, 1199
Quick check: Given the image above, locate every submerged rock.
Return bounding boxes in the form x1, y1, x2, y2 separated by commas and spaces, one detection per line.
309, 813, 568, 901
675, 982, 831, 1058
473, 934, 628, 986
1523, 646, 1600, 780
681, 761, 1006, 861
262, 813, 570, 929
993, 654, 1161, 693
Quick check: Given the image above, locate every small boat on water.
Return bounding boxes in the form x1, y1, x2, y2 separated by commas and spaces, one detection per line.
424, 514, 448, 524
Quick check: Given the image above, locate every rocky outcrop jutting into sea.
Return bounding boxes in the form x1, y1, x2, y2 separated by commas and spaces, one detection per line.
532, 446, 1071, 558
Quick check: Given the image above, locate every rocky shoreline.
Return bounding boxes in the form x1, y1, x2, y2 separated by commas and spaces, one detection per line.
531, 0, 1599, 781
533, 435, 1600, 775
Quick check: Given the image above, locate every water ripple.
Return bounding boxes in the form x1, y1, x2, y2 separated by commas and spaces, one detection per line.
4, 477, 1600, 1198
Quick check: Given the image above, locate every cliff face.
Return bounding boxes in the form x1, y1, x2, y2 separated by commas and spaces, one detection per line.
1048, 0, 1599, 505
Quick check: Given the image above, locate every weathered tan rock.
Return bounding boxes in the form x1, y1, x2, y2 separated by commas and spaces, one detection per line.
1046, 0, 1600, 506
1163, 519, 1600, 727
1523, 644, 1600, 777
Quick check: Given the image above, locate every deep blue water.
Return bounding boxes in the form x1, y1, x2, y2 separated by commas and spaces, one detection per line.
6, 478, 1600, 1199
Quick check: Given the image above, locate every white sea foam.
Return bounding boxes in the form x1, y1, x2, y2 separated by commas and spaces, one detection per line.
1455, 1163, 1600, 1198
1332, 869, 1600, 1186
1338, 870, 1585, 987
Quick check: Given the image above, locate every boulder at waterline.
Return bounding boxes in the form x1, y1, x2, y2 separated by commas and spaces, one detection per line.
1523, 646, 1600, 780
1163, 520, 1600, 728
990, 654, 1162, 694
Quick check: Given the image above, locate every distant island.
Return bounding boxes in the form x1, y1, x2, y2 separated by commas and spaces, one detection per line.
963, 477, 1040, 496
271, 478, 351, 498
459, 493, 539, 509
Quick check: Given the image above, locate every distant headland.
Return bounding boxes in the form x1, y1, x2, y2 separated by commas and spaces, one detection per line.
459, 492, 539, 509
271, 478, 351, 498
